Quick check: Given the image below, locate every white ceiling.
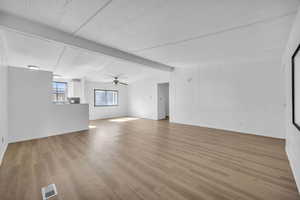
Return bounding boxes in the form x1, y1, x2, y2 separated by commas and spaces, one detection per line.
0, 0, 299, 82
4, 31, 64, 72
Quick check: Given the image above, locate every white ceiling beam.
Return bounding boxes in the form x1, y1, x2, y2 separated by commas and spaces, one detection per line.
0, 11, 175, 72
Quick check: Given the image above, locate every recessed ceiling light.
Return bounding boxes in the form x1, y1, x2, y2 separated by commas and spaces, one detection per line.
53, 74, 61, 78
27, 65, 40, 70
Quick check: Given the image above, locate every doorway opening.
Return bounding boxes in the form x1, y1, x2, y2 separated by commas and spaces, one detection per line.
157, 82, 169, 120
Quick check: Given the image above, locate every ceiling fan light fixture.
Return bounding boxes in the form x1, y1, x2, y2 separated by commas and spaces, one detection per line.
113, 79, 119, 85
107, 76, 128, 85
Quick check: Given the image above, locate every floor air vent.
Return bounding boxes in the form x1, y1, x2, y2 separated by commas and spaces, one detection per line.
41, 184, 58, 200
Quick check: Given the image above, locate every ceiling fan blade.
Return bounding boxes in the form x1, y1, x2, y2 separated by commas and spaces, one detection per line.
119, 82, 128, 85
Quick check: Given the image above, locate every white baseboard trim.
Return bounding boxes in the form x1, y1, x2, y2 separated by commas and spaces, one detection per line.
169, 119, 285, 139
9, 128, 89, 144
0, 142, 8, 166
90, 115, 129, 121
286, 146, 300, 194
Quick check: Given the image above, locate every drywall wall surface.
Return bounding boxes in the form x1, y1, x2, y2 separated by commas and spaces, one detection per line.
72, 79, 85, 100
0, 32, 8, 165
8, 67, 89, 142
128, 74, 170, 120
8, 67, 53, 142
85, 81, 128, 120
170, 59, 285, 139
51, 104, 89, 134
284, 8, 300, 192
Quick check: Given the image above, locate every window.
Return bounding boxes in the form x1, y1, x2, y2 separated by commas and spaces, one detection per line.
94, 89, 118, 106
52, 82, 68, 103
292, 43, 300, 132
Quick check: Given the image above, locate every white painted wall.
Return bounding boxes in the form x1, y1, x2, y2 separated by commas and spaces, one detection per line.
51, 104, 89, 135
72, 79, 85, 101
284, 8, 300, 192
128, 74, 170, 120
8, 67, 53, 142
0, 32, 8, 165
85, 81, 128, 120
170, 59, 286, 139
8, 67, 88, 142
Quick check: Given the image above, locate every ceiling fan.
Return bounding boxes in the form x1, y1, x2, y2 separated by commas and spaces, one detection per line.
104, 73, 128, 85
112, 76, 128, 85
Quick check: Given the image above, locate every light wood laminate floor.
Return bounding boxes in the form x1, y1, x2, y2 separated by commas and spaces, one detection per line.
0, 118, 299, 200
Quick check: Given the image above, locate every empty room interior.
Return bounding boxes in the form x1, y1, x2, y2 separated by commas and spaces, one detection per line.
1, 0, 300, 199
